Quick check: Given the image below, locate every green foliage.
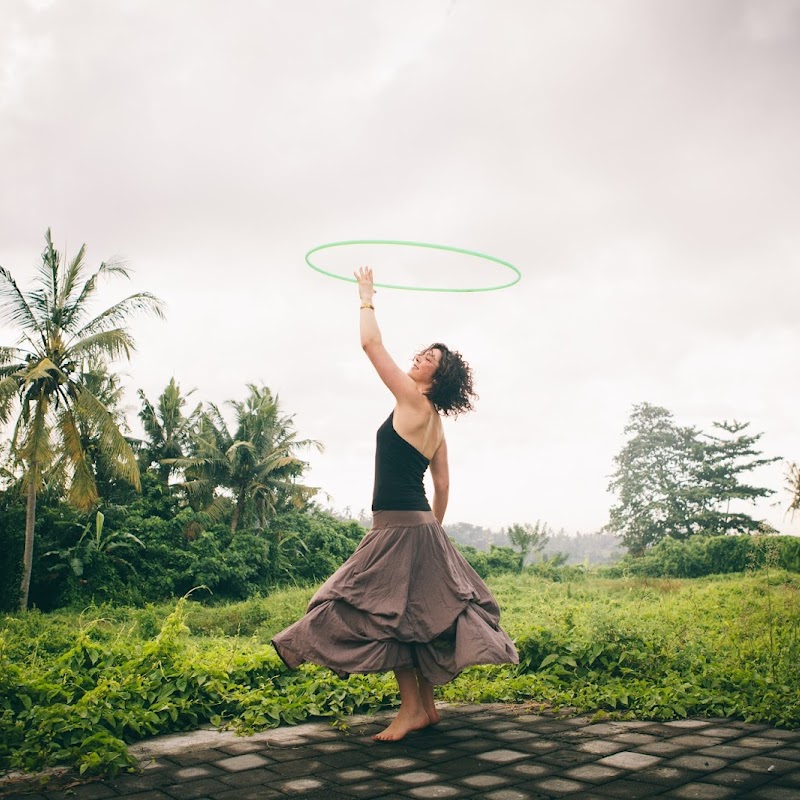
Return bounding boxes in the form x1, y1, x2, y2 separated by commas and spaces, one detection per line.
4, 572, 798, 778
0, 483, 365, 611
607, 403, 779, 554
602, 533, 800, 579
503, 520, 551, 569
454, 542, 520, 577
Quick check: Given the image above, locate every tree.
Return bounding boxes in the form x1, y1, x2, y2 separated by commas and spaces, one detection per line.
0, 229, 164, 609
504, 521, 551, 569
137, 378, 201, 485
171, 384, 323, 532
693, 421, 779, 535
607, 403, 780, 555
789, 463, 800, 516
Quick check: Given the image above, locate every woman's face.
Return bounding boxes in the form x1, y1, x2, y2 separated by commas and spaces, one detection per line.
409, 347, 442, 384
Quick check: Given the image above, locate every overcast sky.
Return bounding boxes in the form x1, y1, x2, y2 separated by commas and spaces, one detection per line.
1, 0, 798, 535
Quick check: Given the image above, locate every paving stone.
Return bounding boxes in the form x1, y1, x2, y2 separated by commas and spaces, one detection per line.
312, 741, 357, 753
562, 763, 625, 782
435, 756, 489, 777
579, 723, 635, 736
166, 749, 229, 767
485, 790, 549, 800
219, 768, 283, 788
695, 727, 743, 740
611, 732, 660, 745
417, 747, 465, 763
492, 729, 539, 742
537, 749, 598, 767
759, 729, 800, 742
701, 768, 772, 789
512, 738, 561, 754
318, 749, 376, 768
215, 740, 265, 756
404, 785, 469, 798
213, 753, 273, 772
97, 793, 173, 800
626, 764, 702, 787
736, 755, 800, 774
695, 744, 759, 759
160, 777, 230, 799
668, 734, 725, 748
451, 738, 495, 752
735, 788, 800, 800
660, 782, 737, 798
459, 772, 514, 788
663, 720, 713, 729
532, 776, 593, 794
52, 785, 116, 800
598, 751, 663, 770
636, 739, 699, 756
264, 757, 325, 777
108, 771, 177, 792
254, 745, 320, 762
322, 767, 378, 783
474, 748, 530, 764
736, 736, 784, 750
496, 762, 556, 780
482, 721, 520, 731
590, 778, 667, 798
393, 770, 446, 785
577, 739, 630, 756
371, 756, 427, 771
335, 779, 398, 797
770, 747, 800, 762
170, 766, 223, 781
445, 727, 481, 739
668, 755, 730, 773
273, 776, 328, 794
213, 788, 284, 800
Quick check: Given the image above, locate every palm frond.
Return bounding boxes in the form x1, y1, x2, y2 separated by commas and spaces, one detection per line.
61, 256, 129, 330
57, 407, 99, 511
37, 229, 60, 301
0, 345, 28, 366
0, 375, 21, 424
18, 396, 54, 476
74, 292, 165, 339
67, 328, 135, 363
21, 357, 62, 387
0, 267, 41, 334
58, 243, 87, 309
75, 385, 140, 490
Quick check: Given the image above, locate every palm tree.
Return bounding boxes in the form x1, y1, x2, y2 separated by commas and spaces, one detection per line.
137, 377, 201, 485
0, 229, 164, 610
171, 384, 322, 533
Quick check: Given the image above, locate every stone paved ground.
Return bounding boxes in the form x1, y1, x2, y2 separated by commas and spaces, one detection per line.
3, 704, 800, 800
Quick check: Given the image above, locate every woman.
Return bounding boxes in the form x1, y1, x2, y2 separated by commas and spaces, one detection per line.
272, 267, 518, 741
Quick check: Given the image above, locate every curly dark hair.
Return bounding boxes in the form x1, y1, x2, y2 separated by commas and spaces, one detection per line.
422, 343, 478, 418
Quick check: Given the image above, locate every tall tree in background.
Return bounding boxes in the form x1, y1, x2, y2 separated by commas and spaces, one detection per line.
0, 229, 164, 609
171, 384, 323, 532
504, 521, 551, 569
607, 403, 779, 555
693, 421, 779, 535
138, 378, 200, 485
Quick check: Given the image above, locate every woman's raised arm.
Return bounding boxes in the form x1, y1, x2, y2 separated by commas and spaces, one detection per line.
355, 267, 423, 407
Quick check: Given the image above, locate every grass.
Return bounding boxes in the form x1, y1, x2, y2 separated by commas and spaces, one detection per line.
1, 571, 799, 777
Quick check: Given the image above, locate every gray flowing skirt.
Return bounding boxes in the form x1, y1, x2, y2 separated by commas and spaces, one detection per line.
271, 510, 519, 685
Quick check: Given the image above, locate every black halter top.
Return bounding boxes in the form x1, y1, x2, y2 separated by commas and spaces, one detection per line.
371, 411, 431, 511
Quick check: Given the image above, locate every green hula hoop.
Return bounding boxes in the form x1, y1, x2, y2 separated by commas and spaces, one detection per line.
305, 239, 521, 292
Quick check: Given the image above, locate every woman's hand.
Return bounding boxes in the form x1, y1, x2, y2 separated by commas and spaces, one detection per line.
354, 266, 375, 305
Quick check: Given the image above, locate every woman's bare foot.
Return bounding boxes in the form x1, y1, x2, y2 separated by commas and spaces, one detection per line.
372, 707, 430, 741
421, 698, 441, 725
